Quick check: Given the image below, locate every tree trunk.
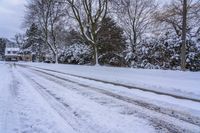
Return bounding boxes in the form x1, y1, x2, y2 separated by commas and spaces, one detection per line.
93, 44, 99, 66
54, 51, 58, 64
181, 0, 187, 71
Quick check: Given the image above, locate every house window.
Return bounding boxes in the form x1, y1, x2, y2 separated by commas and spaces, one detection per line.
12, 51, 17, 54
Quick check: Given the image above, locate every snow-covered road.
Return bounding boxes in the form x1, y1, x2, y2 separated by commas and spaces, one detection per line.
0, 62, 200, 133
0, 62, 76, 133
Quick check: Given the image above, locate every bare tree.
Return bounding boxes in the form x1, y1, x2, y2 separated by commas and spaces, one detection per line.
112, 0, 157, 51
64, 0, 108, 65
181, 0, 187, 70
25, 0, 64, 63
155, 0, 200, 70
14, 34, 26, 49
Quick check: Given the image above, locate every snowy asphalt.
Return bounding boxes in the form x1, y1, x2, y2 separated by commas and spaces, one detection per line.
0, 62, 200, 133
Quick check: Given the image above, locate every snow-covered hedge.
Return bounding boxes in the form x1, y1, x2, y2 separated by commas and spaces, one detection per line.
59, 43, 92, 65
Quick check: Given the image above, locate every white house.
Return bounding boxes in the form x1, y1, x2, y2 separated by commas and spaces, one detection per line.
5, 48, 20, 61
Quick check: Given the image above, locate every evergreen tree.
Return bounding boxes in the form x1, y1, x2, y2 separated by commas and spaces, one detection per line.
25, 23, 44, 62
0, 38, 6, 57
97, 17, 127, 66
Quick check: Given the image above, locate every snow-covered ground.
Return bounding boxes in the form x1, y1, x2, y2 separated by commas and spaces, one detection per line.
0, 62, 76, 133
19, 62, 200, 100
0, 61, 200, 133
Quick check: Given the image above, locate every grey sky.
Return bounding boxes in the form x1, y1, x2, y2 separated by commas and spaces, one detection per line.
0, 0, 168, 39
0, 0, 27, 39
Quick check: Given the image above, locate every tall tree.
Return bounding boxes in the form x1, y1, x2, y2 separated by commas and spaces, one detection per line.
25, 0, 65, 63
181, 0, 187, 70
112, 0, 157, 52
155, 0, 200, 70
25, 23, 44, 62
64, 0, 109, 65
0, 38, 6, 57
14, 34, 26, 49
97, 17, 126, 66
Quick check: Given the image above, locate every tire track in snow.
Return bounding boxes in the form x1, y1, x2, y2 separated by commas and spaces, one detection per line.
19, 65, 200, 133
20, 71, 111, 133
0, 64, 21, 133
17, 64, 200, 103
25, 66, 200, 127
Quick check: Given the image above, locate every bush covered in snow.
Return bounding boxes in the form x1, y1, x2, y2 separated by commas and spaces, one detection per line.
126, 31, 200, 71
59, 43, 92, 65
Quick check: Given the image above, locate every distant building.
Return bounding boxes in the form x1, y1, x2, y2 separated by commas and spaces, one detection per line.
3, 39, 33, 62
5, 48, 20, 61
18, 50, 33, 62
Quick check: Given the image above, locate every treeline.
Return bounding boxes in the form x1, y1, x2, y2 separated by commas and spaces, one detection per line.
15, 0, 200, 71
0, 38, 7, 57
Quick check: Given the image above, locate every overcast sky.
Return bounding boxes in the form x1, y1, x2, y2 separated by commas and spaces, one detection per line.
0, 0, 169, 40
0, 0, 27, 39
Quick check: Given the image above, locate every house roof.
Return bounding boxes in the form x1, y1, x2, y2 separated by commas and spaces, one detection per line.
5, 48, 20, 51
5, 48, 20, 56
